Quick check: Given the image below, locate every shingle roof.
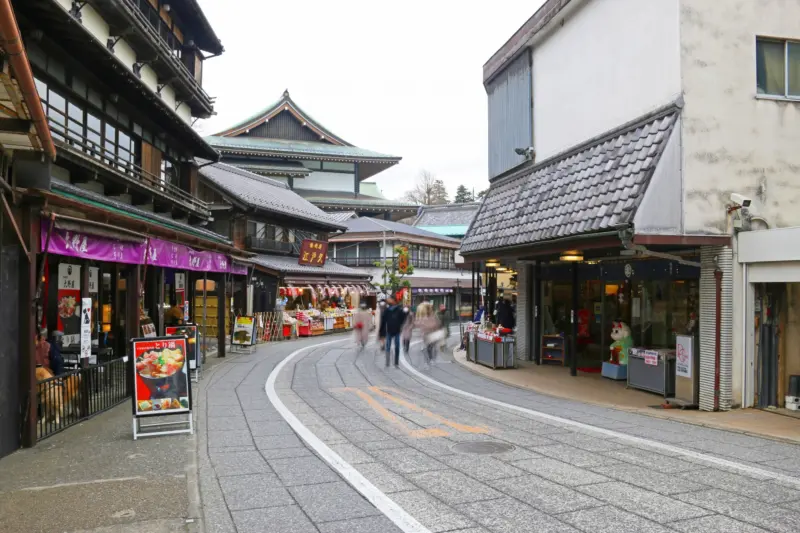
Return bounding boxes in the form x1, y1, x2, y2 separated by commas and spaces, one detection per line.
325, 211, 358, 222
331, 217, 461, 244
461, 105, 680, 254
205, 136, 401, 163
233, 161, 311, 177
198, 161, 345, 232
293, 188, 419, 208
250, 254, 370, 278
414, 203, 482, 227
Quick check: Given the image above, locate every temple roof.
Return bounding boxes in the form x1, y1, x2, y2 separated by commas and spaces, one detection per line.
214, 89, 350, 145
206, 136, 400, 164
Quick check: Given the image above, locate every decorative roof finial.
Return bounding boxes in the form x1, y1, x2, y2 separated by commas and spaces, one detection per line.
282, 89, 290, 99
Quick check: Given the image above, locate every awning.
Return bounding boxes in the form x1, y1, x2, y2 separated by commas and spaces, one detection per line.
406, 277, 467, 289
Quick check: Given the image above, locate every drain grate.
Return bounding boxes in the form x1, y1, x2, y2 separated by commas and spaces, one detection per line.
451, 441, 516, 455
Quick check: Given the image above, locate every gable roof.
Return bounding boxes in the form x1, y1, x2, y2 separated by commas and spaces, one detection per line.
461, 103, 681, 255
292, 188, 418, 209
413, 202, 482, 228
325, 211, 358, 222
214, 89, 350, 145
197, 161, 345, 232
330, 217, 461, 246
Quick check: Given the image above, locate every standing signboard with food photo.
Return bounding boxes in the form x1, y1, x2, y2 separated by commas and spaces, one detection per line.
57, 264, 81, 346
165, 324, 199, 370
232, 316, 257, 346
131, 336, 192, 417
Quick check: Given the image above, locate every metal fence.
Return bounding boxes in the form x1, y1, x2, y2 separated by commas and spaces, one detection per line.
36, 358, 130, 440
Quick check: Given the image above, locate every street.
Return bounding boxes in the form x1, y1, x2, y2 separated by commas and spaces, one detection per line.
195, 334, 800, 533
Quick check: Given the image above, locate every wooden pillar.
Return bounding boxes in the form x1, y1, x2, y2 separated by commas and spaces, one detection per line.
80, 260, 89, 369
156, 267, 165, 336
529, 261, 542, 365
126, 266, 141, 345
570, 262, 579, 377
20, 204, 38, 448
217, 273, 227, 358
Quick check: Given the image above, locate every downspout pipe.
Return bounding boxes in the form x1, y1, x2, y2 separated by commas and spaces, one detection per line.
714, 268, 723, 412
0, 0, 56, 160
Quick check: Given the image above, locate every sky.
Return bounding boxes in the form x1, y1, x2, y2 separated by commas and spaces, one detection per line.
195, 0, 543, 201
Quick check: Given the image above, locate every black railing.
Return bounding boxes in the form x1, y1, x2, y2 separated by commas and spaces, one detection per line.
335, 256, 457, 270
125, 0, 213, 109
36, 358, 130, 440
49, 119, 211, 218
246, 236, 294, 254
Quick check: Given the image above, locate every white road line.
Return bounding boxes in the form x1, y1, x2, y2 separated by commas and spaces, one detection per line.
400, 351, 800, 488
266, 340, 432, 533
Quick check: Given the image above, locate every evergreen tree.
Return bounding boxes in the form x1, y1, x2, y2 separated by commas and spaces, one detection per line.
454, 185, 474, 203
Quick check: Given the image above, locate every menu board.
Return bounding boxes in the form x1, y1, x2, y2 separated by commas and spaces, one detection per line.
232, 316, 256, 346
131, 336, 191, 417
166, 324, 199, 370
675, 335, 693, 378
57, 263, 81, 346
80, 297, 92, 359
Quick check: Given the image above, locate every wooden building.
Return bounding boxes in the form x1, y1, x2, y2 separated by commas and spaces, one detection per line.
206, 90, 419, 221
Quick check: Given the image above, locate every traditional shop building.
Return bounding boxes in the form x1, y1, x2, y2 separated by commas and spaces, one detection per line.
198, 162, 373, 337
328, 217, 471, 318
411, 202, 482, 239
4, 0, 247, 450
459, 0, 777, 411
205, 90, 418, 221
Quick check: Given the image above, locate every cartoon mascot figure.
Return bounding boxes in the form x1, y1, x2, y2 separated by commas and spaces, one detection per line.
609, 321, 633, 366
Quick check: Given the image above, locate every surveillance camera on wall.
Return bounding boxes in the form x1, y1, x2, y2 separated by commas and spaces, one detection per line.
730, 193, 752, 208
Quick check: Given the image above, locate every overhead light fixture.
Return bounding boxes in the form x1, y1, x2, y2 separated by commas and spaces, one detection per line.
496, 267, 508, 272
559, 250, 584, 262
485, 260, 500, 268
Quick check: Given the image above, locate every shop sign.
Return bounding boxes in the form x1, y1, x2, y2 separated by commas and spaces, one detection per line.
166, 324, 199, 370
42, 220, 247, 275
57, 263, 81, 347
80, 297, 92, 359
675, 335, 693, 378
642, 349, 659, 366
89, 267, 99, 294
131, 336, 191, 417
298, 239, 328, 266
183, 300, 190, 323
397, 246, 410, 274
232, 316, 257, 346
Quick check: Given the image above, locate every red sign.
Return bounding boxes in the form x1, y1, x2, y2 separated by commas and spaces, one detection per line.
298, 239, 328, 266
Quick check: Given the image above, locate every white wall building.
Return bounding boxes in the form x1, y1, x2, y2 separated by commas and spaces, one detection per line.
465, 0, 800, 411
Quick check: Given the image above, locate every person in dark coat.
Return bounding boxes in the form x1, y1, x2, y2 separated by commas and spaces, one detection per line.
496, 299, 516, 329
379, 297, 407, 367
48, 332, 65, 376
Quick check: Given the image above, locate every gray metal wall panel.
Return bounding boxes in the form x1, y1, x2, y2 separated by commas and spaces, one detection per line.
245, 111, 321, 142
487, 52, 532, 179
699, 246, 734, 411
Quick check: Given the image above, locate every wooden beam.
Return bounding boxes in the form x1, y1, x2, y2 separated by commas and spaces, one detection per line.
0, 117, 32, 133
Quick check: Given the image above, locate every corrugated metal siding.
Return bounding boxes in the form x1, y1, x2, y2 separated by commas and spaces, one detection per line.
487, 51, 532, 179
699, 247, 734, 411
244, 111, 322, 142
516, 264, 529, 361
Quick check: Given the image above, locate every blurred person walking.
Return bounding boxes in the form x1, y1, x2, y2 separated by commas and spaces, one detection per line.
378, 297, 406, 367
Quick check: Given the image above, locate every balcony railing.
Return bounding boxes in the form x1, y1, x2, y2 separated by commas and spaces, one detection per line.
334, 256, 458, 270
246, 236, 294, 254
118, 0, 213, 112
49, 120, 211, 218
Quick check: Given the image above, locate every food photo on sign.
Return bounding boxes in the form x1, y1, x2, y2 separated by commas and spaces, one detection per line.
57, 264, 81, 346
132, 336, 191, 416
165, 324, 199, 369
232, 316, 256, 345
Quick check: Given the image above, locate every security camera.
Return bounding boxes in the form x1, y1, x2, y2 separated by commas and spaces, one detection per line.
514, 147, 536, 161
730, 193, 752, 208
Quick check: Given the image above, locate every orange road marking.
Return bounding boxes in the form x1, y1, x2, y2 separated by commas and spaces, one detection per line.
336, 387, 447, 438
368, 386, 489, 434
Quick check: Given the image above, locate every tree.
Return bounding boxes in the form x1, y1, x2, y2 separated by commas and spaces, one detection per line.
454, 185, 475, 203
477, 188, 489, 199
374, 245, 415, 295
402, 170, 449, 205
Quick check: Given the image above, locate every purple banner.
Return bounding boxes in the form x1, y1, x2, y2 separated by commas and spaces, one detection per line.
42, 219, 246, 275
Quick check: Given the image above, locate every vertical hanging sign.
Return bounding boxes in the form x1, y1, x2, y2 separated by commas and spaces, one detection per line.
57, 264, 81, 347
80, 297, 92, 359
175, 273, 186, 310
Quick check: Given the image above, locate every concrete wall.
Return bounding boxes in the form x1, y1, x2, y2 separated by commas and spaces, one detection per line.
532, 0, 681, 161
680, 0, 800, 233
295, 172, 354, 193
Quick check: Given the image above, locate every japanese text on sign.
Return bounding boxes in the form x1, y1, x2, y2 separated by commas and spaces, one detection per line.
298, 239, 328, 266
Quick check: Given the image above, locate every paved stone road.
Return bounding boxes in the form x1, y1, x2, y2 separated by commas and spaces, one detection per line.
197, 334, 800, 533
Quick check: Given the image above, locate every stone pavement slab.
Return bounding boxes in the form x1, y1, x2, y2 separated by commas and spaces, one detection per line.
457, 497, 579, 533
669, 514, 772, 533
266, 454, 341, 486
490, 474, 603, 515
231, 505, 317, 533
512, 457, 611, 486
218, 473, 293, 511
578, 482, 712, 523
390, 490, 477, 532
408, 469, 503, 505
289, 480, 381, 522
558, 505, 676, 533
674, 489, 800, 533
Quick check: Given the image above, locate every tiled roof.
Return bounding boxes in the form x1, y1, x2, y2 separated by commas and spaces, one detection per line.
51, 180, 232, 244
293, 188, 419, 208
198, 161, 345, 231
461, 105, 680, 254
250, 254, 370, 278
325, 211, 358, 222
414, 202, 482, 227
417, 225, 472, 238
331, 217, 461, 244
205, 136, 400, 163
